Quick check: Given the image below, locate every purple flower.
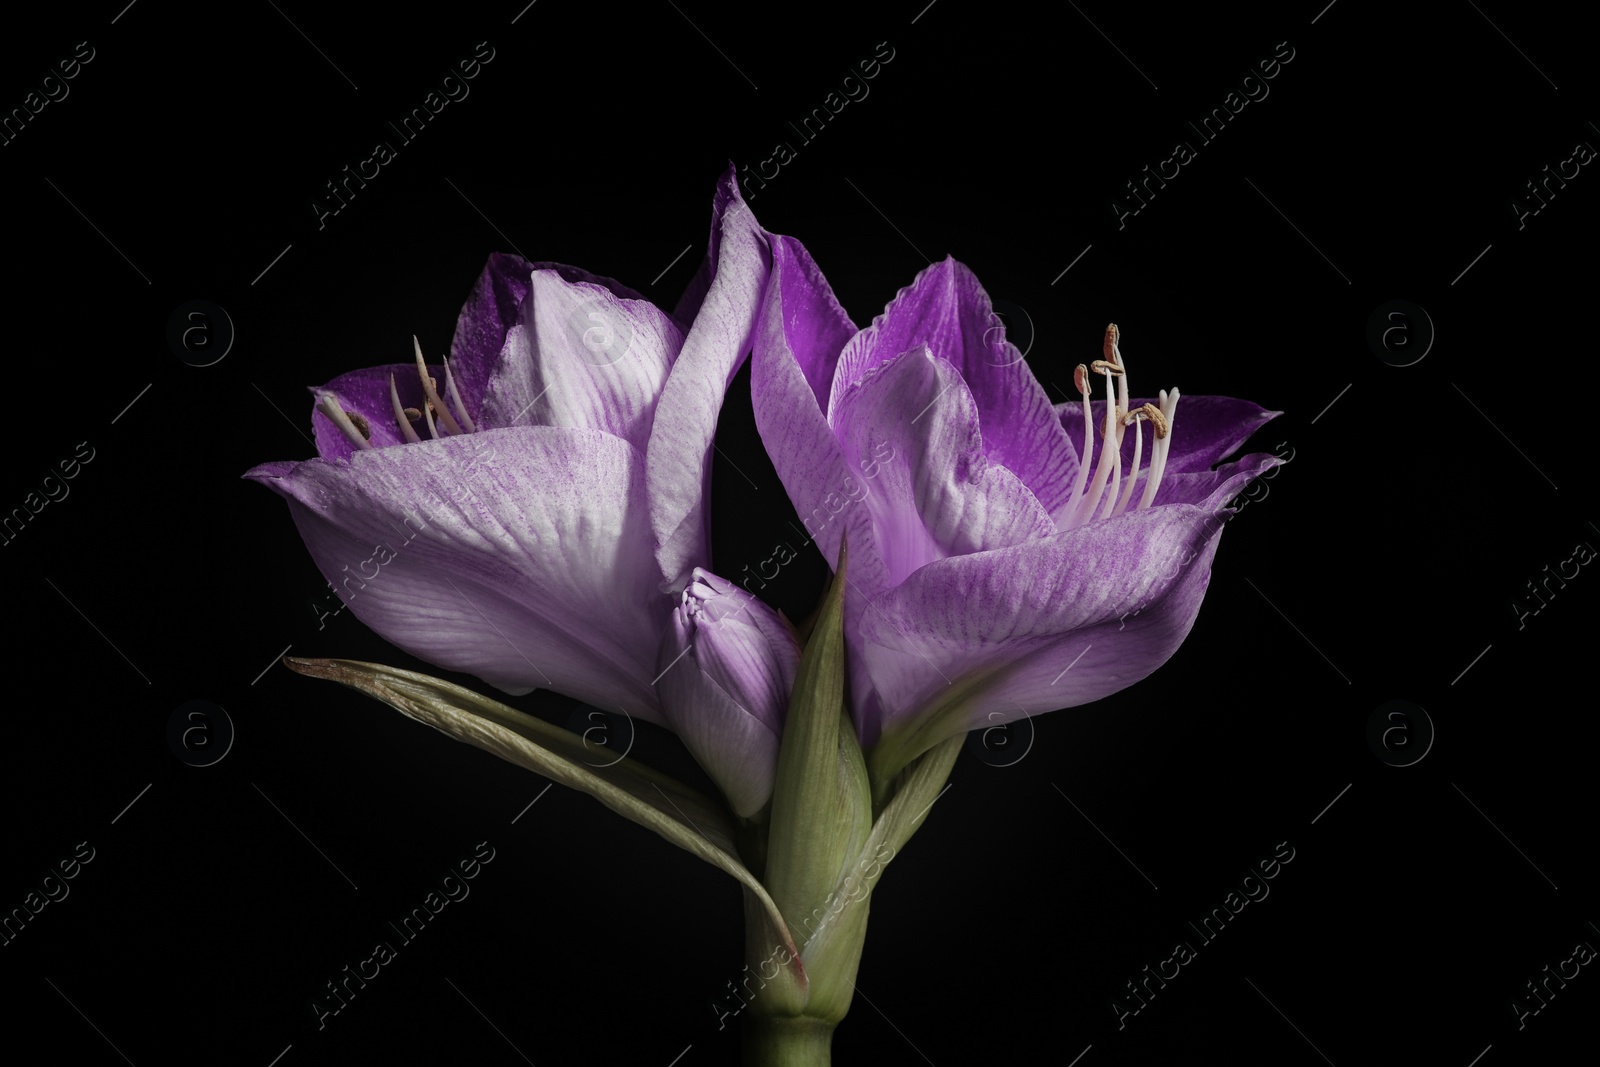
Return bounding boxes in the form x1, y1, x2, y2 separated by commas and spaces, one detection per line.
749, 237, 1281, 772
656, 569, 801, 817
246, 169, 770, 728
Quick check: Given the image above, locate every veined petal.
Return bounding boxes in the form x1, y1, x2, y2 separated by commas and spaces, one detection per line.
750, 234, 896, 721
829, 257, 1078, 517
855, 502, 1231, 746
648, 168, 772, 593
243, 426, 669, 721
831, 347, 1055, 588
767, 234, 858, 413
447, 252, 534, 424
478, 270, 682, 453
669, 163, 744, 330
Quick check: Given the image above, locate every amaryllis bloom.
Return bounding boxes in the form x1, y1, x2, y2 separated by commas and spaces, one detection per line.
246, 169, 768, 727
750, 239, 1280, 774
656, 569, 801, 817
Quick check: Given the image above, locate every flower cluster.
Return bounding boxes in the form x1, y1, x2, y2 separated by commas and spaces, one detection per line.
248, 166, 1278, 826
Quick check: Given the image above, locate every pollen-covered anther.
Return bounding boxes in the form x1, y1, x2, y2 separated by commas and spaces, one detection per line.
318, 393, 375, 451
1125, 402, 1168, 439
1103, 323, 1119, 362
1074, 363, 1091, 396
1090, 359, 1124, 376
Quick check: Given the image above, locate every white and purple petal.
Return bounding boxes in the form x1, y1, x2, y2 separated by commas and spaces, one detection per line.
245, 426, 669, 722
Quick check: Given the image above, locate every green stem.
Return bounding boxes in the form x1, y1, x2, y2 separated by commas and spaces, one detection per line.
742, 1015, 836, 1066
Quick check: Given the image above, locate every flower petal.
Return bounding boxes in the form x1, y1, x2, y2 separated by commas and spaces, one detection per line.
829, 257, 1079, 519
767, 234, 859, 413
855, 502, 1233, 747
830, 347, 1056, 588
1149, 451, 1283, 509
446, 252, 534, 424
656, 569, 799, 816
1060, 395, 1282, 476
449, 253, 654, 428
648, 167, 772, 593
750, 232, 898, 719
477, 270, 683, 454
243, 425, 669, 721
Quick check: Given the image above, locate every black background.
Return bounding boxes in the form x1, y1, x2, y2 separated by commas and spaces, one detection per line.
2, 2, 1595, 1064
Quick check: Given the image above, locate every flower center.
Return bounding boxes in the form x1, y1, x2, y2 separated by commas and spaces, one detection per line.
1063, 323, 1180, 528
317, 337, 479, 452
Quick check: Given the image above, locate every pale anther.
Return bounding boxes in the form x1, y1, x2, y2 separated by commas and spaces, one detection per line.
389, 373, 422, 444
414, 336, 466, 436
317, 393, 374, 451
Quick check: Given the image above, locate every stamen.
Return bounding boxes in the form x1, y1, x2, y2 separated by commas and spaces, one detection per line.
443, 356, 477, 433
1066, 364, 1094, 515
317, 393, 374, 451
1066, 324, 1183, 525
1073, 363, 1121, 525
1112, 407, 1149, 516
389, 373, 422, 444
1137, 389, 1179, 510
1099, 433, 1122, 521
1112, 338, 1130, 440
414, 337, 466, 436
1099, 350, 1126, 519
420, 392, 440, 439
